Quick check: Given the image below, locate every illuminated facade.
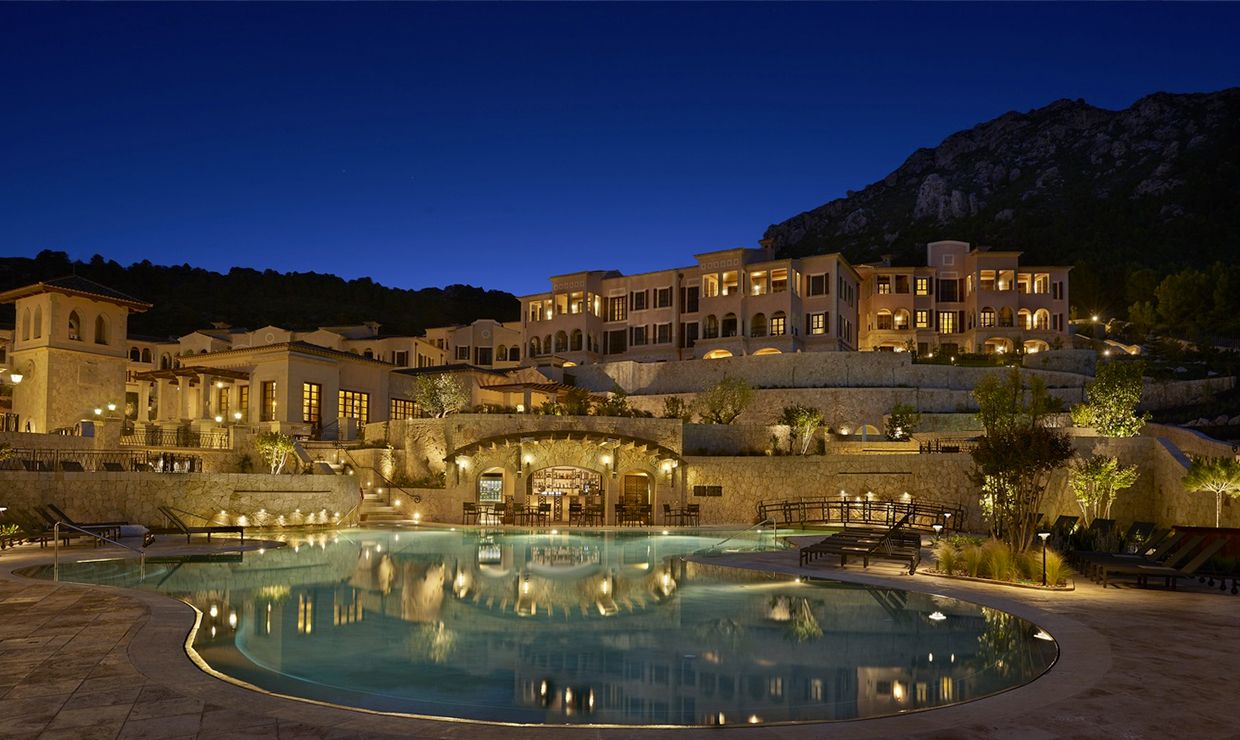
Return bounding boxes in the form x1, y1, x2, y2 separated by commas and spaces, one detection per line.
520, 245, 862, 365
857, 240, 1071, 356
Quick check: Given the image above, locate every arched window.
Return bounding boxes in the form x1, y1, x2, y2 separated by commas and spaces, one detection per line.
1017, 309, 1032, 331
21, 308, 30, 341
570, 329, 582, 351
94, 314, 109, 345
497, 345, 508, 362
893, 309, 911, 330
554, 331, 568, 353
876, 309, 893, 331
1033, 309, 1051, 331
979, 307, 996, 328
770, 311, 787, 336
32, 306, 42, 339
160, 353, 172, 370
141, 348, 152, 363
703, 315, 719, 339
721, 313, 738, 337
68, 311, 82, 341
129, 347, 141, 362
750, 313, 766, 337
529, 337, 541, 357
998, 306, 1014, 328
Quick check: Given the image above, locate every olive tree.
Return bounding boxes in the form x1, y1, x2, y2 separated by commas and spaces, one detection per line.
696, 377, 753, 424
412, 373, 470, 418
1182, 456, 1240, 528
776, 405, 823, 455
1069, 454, 1139, 525
253, 431, 296, 475
969, 369, 1073, 551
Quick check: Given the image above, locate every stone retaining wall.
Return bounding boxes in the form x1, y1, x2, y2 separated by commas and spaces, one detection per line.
0, 472, 361, 529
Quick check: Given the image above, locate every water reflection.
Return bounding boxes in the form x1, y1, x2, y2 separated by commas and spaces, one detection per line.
27, 529, 1057, 726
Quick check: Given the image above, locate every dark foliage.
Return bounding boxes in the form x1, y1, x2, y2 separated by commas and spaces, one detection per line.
0, 251, 519, 338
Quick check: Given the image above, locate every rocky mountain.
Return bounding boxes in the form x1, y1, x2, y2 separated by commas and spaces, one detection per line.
763, 88, 1240, 314
0, 250, 519, 339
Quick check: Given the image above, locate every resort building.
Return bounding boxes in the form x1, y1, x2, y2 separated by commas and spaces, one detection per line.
424, 318, 524, 369
519, 245, 861, 365
857, 240, 1071, 355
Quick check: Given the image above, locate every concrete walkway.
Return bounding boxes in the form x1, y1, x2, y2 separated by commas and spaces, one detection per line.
1, 539, 1238, 739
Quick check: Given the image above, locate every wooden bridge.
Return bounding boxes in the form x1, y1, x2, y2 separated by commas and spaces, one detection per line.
757, 497, 965, 532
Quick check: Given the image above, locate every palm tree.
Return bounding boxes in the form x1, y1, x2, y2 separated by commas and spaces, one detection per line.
1182, 456, 1240, 528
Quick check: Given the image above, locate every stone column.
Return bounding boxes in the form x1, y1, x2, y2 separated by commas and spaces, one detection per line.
154, 379, 170, 422
137, 382, 152, 423
198, 374, 212, 419
176, 378, 192, 421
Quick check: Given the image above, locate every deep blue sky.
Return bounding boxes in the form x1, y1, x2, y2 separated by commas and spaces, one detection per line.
2, 3, 1238, 295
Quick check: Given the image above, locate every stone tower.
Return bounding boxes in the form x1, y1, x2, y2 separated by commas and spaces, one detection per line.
0, 276, 151, 433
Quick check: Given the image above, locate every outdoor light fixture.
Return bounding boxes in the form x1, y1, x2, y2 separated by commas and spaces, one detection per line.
7, 372, 21, 384
93, 407, 102, 416
214, 415, 223, 423
1038, 531, 1051, 585
932, 523, 943, 541
233, 411, 243, 421
106, 402, 117, 412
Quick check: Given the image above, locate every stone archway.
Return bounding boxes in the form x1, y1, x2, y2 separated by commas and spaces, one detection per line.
446, 429, 681, 526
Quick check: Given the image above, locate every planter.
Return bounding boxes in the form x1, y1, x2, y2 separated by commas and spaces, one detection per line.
923, 569, 1076, 591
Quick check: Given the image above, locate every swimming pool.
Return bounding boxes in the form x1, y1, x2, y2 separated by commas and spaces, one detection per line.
25, 528, 1057, 726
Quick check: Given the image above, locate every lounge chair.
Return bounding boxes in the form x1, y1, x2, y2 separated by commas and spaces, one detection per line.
1098, 535, 1203, 587
1120, 521, 1156, 545
1076, 530, 1183, 577
101, 461, 126, 472
157, 505, 245, 544
1102, 539, 1227, 589
45, 504, 128, 540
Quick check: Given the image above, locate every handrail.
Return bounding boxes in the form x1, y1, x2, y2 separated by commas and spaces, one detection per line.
53, 521, 146, 580
709, 518, 777, 551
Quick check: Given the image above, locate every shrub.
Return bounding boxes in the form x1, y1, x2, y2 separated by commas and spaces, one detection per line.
981, 540, 1015, 581
1043, 549, 1071, 586
661, 396, 693, 421
933, 541, 960, 575
961, 543, 985, 577
885, 403, 920, 441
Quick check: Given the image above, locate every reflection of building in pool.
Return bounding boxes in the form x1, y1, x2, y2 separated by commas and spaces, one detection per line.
204, 537, 1043, 726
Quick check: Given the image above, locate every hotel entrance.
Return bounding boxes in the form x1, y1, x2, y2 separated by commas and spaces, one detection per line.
528, 466, 603, 523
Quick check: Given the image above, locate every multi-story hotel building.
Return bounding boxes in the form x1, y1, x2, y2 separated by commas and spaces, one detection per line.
519, 246, 861, 365
856, 240, 1071, 356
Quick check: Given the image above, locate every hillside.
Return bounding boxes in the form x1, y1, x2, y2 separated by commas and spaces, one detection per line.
0, 251, 520, 339
763, 88, 1240, 315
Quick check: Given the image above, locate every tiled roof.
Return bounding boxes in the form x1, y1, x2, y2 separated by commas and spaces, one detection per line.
0, 275, 152, 310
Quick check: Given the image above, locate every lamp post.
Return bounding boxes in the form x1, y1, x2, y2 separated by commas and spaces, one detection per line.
932, 523, 943, 543
1038, 531, 1051, 586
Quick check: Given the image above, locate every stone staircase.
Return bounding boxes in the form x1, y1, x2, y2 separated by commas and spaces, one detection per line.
359, 487, 407, 523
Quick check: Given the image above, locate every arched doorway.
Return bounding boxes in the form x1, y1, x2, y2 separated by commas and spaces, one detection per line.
529, 466, 603, 523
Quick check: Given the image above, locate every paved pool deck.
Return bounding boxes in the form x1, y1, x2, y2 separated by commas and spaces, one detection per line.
1, 537, 1238, 739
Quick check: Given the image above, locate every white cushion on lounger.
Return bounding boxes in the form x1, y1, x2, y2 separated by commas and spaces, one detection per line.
118, 525, 149, 538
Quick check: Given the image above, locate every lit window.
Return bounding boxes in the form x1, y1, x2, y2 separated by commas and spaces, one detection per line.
915, 277, 930, 296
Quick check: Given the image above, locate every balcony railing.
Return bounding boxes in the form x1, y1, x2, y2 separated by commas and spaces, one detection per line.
0, 448, 205, 473
120, 427, 231, 449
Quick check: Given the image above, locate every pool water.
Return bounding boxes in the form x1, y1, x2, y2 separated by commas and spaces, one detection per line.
24, 528, 1057, 726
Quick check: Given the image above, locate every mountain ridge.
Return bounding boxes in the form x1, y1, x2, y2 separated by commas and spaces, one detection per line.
763, 88, 1240, 313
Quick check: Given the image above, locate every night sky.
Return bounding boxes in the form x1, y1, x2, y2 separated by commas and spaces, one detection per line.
2, 3, 1238, 295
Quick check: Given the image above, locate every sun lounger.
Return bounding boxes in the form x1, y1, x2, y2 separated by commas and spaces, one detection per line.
1098, 535, 1203, 587
1102, 539, 1227, 589
157, 505, 245, 544
1077, 530, 1184, 577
